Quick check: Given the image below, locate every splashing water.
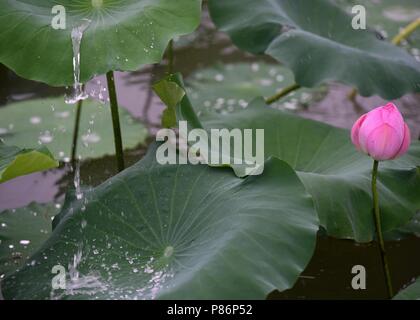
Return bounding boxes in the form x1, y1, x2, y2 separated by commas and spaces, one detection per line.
132, 256, 174, 299
65, 19, 91, 104
73, 160, 83, 201
50, 245, 108, 299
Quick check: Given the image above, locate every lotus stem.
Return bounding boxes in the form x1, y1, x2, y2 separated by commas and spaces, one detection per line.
265, 83, 301, 104
348, 88, 358, 102
392, 18, 420, 45
70, 98, 83, 170
167, 39, 174, 74
106, 71, 125, 172
371, 160, 394, 298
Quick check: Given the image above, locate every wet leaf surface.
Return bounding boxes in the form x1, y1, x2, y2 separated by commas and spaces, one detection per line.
209, 0, 420, 99
0, 98, 148, 160
0, 0, 202, 86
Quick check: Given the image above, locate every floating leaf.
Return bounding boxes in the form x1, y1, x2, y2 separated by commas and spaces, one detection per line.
208, 0, 420, 99
2, 144, 319, 299
394, 278, 420, 299
0, 98, 148, 160
0, 203, 60, 277
0, 142, 58, 184
0, 0, 202, 86
185, 63, 326, 116
193, 97, 420, 242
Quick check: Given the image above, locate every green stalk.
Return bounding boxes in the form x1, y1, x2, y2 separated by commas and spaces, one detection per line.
70, 99, 83, 170
167, 39, 174, 74
265, 83, 301, 104
371, 160, 394, 299
106, 71, 125, 172
392, 18, 420, 45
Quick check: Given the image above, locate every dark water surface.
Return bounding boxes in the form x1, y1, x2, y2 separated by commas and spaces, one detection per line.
271, 235, 420, 299
0, 5, 419, 299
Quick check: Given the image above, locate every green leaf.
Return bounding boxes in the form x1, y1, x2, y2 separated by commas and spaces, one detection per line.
0, 142, 58, 184
196, 97, 420, 242
157, 73, 204, 130
385, 211, 420, 240
185, 63, 326, 116
208, 0, 420, 99
0, 98, 148, 160
0, 203, 60, 277
153, 79, 186, 110
2, 144, 319, 299
0, 0, 202, 86
153, 77, 186, 128
394, 278, 420, 300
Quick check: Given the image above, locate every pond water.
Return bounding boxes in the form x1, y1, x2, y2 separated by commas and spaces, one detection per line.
0, 4, 419, 299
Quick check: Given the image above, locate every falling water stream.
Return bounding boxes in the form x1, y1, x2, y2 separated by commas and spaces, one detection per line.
66, 19, 91, 214
65, 19, 93, 212
65, 19, 91, 105
64, 20, 94, 297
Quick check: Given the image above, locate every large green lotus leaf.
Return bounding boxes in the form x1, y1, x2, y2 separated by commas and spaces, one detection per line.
394, 278, 420, 300
208, 0, 420, 99
0, 203, 60, 277
196, 97, 420, 242
185, 63, 326, 117
2, 144, 319, 299
0, 97, 148, 160
0, 142, 58, 183
0, 0, 202, 86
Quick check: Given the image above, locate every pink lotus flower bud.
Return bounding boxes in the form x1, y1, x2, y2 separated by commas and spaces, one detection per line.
351, 103, 411, 161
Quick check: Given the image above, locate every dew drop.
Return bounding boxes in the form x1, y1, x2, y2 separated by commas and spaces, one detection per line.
251, 63, 260, 72
30, 116, 42, 124
260, 79, 273, 86
38, 131, 53, 144
55, 111, 70, 119
81, 132, 101, 144
214, 74, 224, 82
